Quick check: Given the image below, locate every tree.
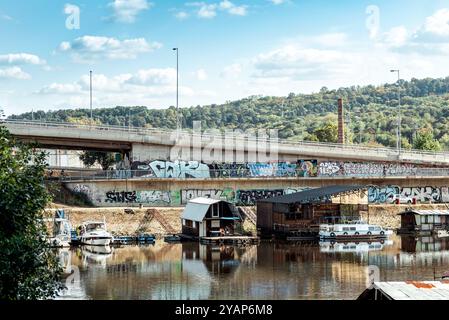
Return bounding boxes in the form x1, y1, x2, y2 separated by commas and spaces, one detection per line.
79, 151, 117, 170
413, 129, 442, 151
0, 124, 62, 300
313, 122, 338, 143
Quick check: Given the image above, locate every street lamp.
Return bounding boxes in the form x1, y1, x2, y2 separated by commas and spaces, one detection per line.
173, 48, 179, 133
390, 69, 401, 157
90, 70, 93, 126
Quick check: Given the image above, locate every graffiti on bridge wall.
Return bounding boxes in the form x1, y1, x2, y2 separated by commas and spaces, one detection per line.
368, 186, 449, 204
101, 188, 309, 206
318, 162, 418, 177
131, 160, 211, 178
236, 188, 308, 206
131, 160, 318, 178
180, 189, 235, 204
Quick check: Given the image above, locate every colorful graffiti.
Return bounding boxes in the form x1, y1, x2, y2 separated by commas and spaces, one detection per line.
180, 189, 235, 204
130, 160, 318, 178
137, 191, 172, 205
368, 186, 449, 204
296, 160, 318, 177
319, 162, 418, 177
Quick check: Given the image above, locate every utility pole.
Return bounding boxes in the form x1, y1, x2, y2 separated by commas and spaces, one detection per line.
173, 48, 179, 134
90, 70, 93, 126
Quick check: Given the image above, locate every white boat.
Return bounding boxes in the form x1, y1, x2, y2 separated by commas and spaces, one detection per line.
79, 220, 113, 246
319, 240, 394, 253
319, 221, 392, 240
46, 217, 73, 248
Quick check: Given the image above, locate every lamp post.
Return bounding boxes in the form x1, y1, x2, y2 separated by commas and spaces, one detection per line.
90, 70, 93, 126
173, 48, 179, 133
390, 69, 401, 157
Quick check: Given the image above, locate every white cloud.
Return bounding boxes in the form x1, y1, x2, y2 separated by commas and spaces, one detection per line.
187, 1, 247, 18
197, 4, 217, 18
126, 68, 176, 85
38, 83, 82, 95
253, 45, 354, 80
378, 9, 449, 55
421, 8, 449, 37
38, 68, 181, 96
220, 63, 242, 78
175, 11, 189, 20
59, 36, 162, 61
1, 13, 13, 21
108, 0, 153, 23
0, 67, 31, 80
195, 69, 208, 80
269, 0, 286, 4
313, 33, 349, 47
219, 1, 247, 16
382, 26, 409, 48
0, 53, 46, 65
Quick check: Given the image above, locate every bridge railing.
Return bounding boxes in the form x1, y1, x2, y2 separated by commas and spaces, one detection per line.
5, 119, 449, 159
53, 167, 449, 181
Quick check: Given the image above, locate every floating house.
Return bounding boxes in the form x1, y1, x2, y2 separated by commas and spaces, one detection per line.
399, 210, 449, 234
181, 198, 241, 238
256, 185, 367, 238
358, 281, 449, 300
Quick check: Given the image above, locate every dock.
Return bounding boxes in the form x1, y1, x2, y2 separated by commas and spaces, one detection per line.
200, 236, 259, 245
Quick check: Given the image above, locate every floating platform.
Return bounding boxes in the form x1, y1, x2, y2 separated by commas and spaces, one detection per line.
199, 236, 259, 245
112, 235, 156, 245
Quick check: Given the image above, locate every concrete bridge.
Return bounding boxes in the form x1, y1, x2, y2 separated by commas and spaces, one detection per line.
4, 119, 449, 165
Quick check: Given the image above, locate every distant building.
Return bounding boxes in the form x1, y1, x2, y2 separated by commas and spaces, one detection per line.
181, 198, 241, 238
399, 210, 449, 234
256, 185, 367, 238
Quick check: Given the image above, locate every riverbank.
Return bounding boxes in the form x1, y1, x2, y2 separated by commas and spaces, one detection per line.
364, 203, 449, 229
45, 204, 183, 237
45, 203, 449, 236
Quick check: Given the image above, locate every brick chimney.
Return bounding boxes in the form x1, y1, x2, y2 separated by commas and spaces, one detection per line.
338, 98, 345, 144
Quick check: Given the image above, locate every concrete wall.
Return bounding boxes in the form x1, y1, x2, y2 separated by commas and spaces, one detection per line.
65, 176, 449, 208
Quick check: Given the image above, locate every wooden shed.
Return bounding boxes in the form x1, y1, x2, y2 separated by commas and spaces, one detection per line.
399, 210, 449, 234
256, 185, 366, 238
181, 198, 240, 238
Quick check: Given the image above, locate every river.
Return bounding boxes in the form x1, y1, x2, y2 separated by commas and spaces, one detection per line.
57, 235, 449, 300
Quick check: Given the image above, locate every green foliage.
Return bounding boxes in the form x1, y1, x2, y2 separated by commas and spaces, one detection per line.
79, 151, 117, 170
8, 77, 449, 150
413, 129, 442, 151
309, 122, 338, 143
0, 125, 62, 300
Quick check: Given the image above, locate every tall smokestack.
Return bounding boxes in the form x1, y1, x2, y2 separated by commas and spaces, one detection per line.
338, 98, 345, 144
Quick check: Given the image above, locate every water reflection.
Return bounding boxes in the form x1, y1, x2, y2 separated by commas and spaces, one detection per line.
57, 235, 449, 300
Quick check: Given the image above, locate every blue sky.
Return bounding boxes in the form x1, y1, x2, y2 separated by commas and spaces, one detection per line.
2, 0, 449, 115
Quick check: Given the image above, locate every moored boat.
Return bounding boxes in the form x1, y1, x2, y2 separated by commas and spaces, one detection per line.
79, 221, 113, 246
319, 221, 392, 240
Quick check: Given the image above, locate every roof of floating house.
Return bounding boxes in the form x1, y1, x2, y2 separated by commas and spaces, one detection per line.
399, 210, 449, 216
359, 281, 449, 300
258, 185, 365, 205
182, 198, 234, 222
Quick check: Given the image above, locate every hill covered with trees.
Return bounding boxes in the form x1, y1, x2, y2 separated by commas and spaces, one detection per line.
9, 77, 449, 151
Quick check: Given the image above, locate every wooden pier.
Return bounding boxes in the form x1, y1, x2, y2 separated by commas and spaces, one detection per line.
200, 236, 259, 245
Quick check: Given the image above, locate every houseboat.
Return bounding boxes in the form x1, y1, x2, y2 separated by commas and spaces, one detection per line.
398, 210, 449, 235
319, 221, 391, 240
79, 220, 113, 246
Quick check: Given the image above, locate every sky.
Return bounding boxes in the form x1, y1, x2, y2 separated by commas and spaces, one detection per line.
2, 0, 449, 115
